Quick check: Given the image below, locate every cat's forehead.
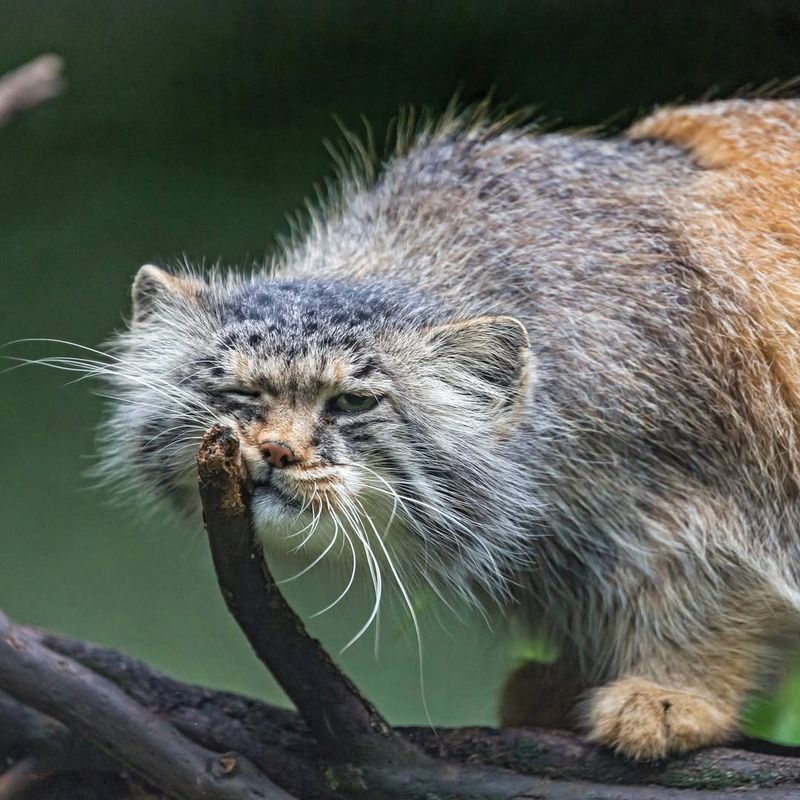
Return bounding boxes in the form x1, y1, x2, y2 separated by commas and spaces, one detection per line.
214, 317, 374, 361
202, 278, 438, 391
221, 280, 397, 332
215, 278, 439, 341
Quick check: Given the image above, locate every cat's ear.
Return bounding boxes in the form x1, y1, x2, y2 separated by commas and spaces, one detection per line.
131, 265, 205, 325
424, 315, 532, 423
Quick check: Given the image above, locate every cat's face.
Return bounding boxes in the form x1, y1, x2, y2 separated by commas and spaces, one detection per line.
102, 265, 532, 602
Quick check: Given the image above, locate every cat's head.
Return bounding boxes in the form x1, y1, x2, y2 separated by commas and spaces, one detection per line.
100, 264, 534, 605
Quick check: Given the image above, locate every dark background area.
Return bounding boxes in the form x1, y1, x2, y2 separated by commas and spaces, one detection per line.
2, 0, 800, 738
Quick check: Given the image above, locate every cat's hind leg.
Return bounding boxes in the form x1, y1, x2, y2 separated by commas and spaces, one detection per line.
500, 654, 586, 730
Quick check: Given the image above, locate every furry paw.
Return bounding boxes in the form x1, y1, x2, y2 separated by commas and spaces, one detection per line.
587, 677, 735, 760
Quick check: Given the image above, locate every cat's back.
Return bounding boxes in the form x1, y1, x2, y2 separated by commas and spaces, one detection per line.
292, 103, 800, 399
631, 99, 800, 416
291, 122, 699, 318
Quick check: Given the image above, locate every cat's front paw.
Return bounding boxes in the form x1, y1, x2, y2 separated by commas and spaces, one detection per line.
587, 677, 735, 760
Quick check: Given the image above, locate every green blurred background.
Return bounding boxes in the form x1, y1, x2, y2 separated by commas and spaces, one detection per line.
3, 0, 800, 739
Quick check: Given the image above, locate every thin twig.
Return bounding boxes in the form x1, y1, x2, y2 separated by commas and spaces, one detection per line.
0, 55, 64, 128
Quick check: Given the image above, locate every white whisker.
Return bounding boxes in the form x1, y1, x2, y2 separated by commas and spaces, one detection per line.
353, 494, 433, 726
337, 495, 383, 653
311, 516, 358, 618
280, 502, 338, 583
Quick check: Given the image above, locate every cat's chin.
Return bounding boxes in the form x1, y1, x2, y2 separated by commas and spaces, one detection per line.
251, 483, 302, 526
251, 485, 333, 557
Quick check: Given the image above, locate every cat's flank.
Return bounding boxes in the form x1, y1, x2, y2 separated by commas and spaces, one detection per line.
99, 100, 800, 759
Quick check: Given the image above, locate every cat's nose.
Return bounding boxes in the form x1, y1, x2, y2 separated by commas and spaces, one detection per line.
258, 440, 296, 468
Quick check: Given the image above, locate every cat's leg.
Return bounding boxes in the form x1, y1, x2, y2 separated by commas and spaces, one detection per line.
585, 612, 763, 759
500, 652, 587, 730
587, 676, 738, 759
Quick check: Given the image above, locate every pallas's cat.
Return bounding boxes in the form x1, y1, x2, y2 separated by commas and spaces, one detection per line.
97, 100, 800, 758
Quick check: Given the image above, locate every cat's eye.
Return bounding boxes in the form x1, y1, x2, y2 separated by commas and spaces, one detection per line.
330, 393, 379, 413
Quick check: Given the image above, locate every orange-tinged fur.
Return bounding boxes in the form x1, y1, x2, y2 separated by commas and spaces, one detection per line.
587, 677, 736, 760
557, 100, 800, 756
631, 101, 800, 445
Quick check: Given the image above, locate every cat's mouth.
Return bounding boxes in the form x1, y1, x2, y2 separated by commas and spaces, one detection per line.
249, 478, 306, 533
248, 463, 345, 507
245, 461, 354, 534
251, 477, 301, 508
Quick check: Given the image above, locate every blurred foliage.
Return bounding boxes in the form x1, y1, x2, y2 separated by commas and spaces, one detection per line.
2, 0, 800, 738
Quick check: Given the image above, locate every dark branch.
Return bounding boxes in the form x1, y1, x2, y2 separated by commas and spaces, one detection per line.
5, 629, 800, 798
197, 424, 425, 768
0, 611, 296, 800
